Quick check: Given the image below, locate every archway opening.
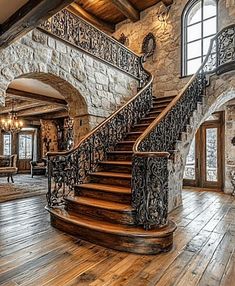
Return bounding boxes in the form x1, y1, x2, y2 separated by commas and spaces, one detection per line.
183, 90, 235, 194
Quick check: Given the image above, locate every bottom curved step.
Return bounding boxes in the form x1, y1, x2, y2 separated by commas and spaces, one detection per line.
46, 206, 177, 255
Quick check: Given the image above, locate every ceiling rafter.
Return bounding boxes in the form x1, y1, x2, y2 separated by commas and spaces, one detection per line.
111, 0, 140, 22
68, 3, 115, 33
161, 0, 173, 6
7, 88, 67, 107
0, 0, 75, 48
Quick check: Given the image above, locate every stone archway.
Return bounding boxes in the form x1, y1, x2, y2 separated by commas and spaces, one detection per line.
168, 72, 235, 212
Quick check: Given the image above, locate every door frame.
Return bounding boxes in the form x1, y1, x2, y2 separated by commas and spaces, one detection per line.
184, 111, 225, 190
17, 130, 35, 173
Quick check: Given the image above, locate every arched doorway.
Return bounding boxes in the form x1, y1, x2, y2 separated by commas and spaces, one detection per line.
0, 72, 88, 176
183, 94, 235, 193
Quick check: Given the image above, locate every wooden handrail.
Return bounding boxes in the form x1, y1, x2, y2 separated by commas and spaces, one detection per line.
133, 24, 234, 156
47, 68, 153, 158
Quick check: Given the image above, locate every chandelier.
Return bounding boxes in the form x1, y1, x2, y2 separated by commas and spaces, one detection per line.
1, 101, 23, 133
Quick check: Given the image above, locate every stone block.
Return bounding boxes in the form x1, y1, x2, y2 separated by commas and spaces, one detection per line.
56, 41, 67, 54
95, 72, 109, 86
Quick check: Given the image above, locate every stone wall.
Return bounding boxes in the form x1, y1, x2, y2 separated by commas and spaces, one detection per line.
114, 0, 235, 98
0, 29, 138, 142
224, 102, 235, 194
40, 120, 58, 157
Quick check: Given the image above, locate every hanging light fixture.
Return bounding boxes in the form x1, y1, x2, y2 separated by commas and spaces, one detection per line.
1, 100, 23, 133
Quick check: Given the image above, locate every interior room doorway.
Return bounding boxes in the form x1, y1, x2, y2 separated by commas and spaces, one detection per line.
184, 112, 224, 190
17, 129, 36, 173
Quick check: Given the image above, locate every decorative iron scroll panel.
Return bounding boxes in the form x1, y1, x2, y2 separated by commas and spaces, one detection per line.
132, 156, 169, 229
47, 84, 152, 207
132, 24, 235, 230
40, 9, 147, 82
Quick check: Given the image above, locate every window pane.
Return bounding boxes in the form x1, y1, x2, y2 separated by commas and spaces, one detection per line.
203, 36, 214, 55
187, 57, 202, 74
184, 137, 196, 180
187, 22, 202, 42
206, 128, 217, 182
203, 0, 216, 20
187, 1, 202, 25
203, 17, 217, 37
19, 134, 33, 160
187, 40, 202, 59
3, 134, 11, 156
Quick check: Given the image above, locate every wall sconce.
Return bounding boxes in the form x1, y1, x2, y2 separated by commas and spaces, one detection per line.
156, 4, 171, 23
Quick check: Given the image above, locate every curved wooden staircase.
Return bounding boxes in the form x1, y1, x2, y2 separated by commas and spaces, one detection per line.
47, 95, 177, 254
42, 8, 235, 256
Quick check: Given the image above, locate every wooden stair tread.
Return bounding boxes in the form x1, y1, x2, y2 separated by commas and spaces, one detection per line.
75, 183, 131, 194
127, 131, 142, 135
140, 116, 156, 120
153, 95, 175, 101
134, 123, 149, 127
107, 151, 133, 154
47, 207, 176, 238
66, 196, 133, 211
89, 172, 131, 179
99, 161, 132, 166
117, 141, 135, 144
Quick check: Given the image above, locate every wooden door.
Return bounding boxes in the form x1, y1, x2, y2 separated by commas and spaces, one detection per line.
17, 131, 34, 173
184, 112, 224, 190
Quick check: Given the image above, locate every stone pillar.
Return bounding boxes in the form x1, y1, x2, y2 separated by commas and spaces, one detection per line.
73, 114, 105, 146
40, 119, 58, 156
224, 103, 235, 194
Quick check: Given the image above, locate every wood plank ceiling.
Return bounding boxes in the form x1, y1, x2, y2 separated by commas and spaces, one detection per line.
70, 0, 172, 33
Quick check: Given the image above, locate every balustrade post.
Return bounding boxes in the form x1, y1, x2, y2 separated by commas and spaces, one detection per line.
47, 156, 52, 207
132, 153, 170, 230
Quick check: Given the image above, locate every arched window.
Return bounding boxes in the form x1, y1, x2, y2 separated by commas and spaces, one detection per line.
182, 0, 217, 76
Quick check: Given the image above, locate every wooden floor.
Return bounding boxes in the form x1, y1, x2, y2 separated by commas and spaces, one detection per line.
0, 189, 235, 286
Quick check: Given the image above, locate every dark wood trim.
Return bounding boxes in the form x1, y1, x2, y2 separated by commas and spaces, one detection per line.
0, 0, 75, 48
68, 3, 115, 33
111, 0, 140, 22
17, 106, 66, 117
0, 102, 45, 115
162, 0, 173, 6
7, 88, 67, 106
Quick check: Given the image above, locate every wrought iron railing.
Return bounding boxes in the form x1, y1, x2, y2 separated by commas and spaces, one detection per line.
47, 68, 152, 206
132, 24, 235, 229
45, 15, 235, 231
39, 9, 147, 84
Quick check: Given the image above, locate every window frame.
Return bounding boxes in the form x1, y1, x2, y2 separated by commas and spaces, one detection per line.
181, 0, 218, 77
2, 133, 12, 156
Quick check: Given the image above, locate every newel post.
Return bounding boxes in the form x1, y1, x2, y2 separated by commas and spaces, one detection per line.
132, 153, 170, 230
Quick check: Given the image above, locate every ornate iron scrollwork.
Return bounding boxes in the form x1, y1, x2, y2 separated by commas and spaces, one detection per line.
39, 9, 145, 80
47, 81, 152, 207
45, 17, 235, 232
132, 24, 235, 229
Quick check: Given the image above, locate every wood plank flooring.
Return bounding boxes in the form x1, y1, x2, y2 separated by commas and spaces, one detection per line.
0, 189, 234, 285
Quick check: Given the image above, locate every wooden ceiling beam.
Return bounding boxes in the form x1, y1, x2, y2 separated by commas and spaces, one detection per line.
111, 0, 140, 22
0, 102, 46, 115
68, 3, 115, 33
17, 106, 66, 117
161, 0, 173, 6
7, 88, 67, 107
0, 0, 75, 48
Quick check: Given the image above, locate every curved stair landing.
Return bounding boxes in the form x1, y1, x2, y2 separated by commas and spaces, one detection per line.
46, 207, 176, 255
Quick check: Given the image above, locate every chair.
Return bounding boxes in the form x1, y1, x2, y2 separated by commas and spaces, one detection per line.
0, 154, 18, 183
30, 159, 47, 177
